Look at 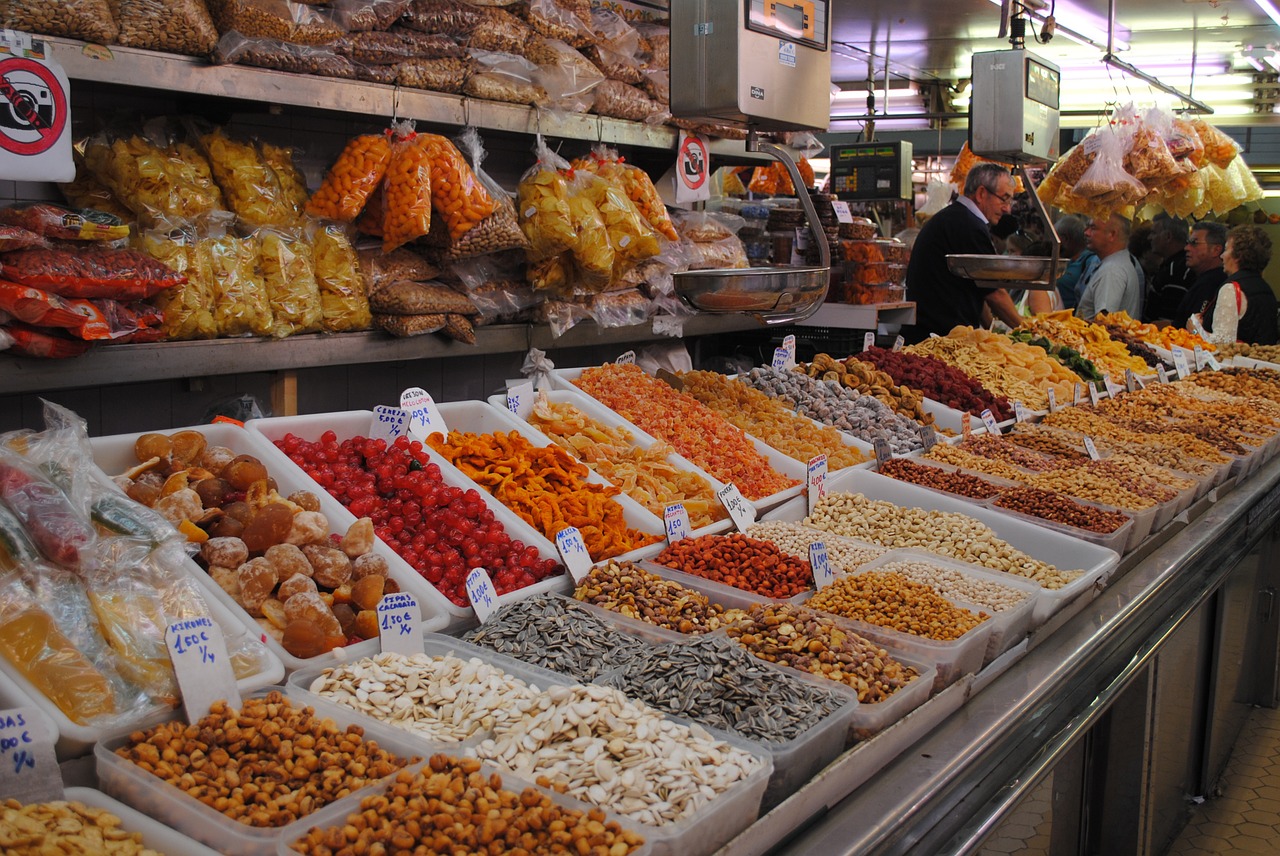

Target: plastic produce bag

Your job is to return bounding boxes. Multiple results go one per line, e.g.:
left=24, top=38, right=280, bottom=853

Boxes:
left=207, top=0, right=343, bottom=44
left=212, top=32, right=357, bottom=77
left=1191, top=119, right=1239, bottom=169
left=571, top=144, right=677, bottom=241
left=111, top=0, right=218, bottom=55
left=589, top=288, right=649, bottom=328
left=419, top=132, right=497, bottom=242
left=522, top=0, right=594, bottom=47
left=577, top=169, right=660, bottom=279
left=0, top=282, right=88, bottom=330
left=199, top=128, right=295, bottom=229
left=133, top=225, right=216, bottom=340
left=256, top=228, right=323, bottom=337
left=516, top=136, right=576, bottom=259
left=591, top=79, right=661, bottom=122
left=336, top=29, right=463, bottom=63
left=526, top=37, right=604, bottom=113
left=0, top=226, right=47, bottom=253
left=82, top=128, right=226, bottom=228
left=1123, top=108, right=1182, bottom=190
left=447, top=128, right=530, bottom=260
left=1167, top=117, right=1205, bottom=165
left=305, top=132, right=393, bottom=221
left=400, top=0, right=481, bottom=35
left=463, top=52, right=550, bottom=106
left=1072, top=125, right=1145, bottom=207
left=396, top=56, right=474, bottom=92
left=585, top=7, right=644, bottom=83
left=563, top=177, right=614, bottom=291
left=0, top=204, right=129, bottom=242
left=374, top=312, right=446, bottom=336
left=58, top=157, right=136, bottom=224
left=1, top=0, right=119, bottom=44
left=357, top=244, right=439, bottom=293
left=312, top=222, right=373, bottom=331
left=259, top=141, right=309, bottom=224
left=2, top=247, right=187, bottom=300
left=203, top=230, right=273, bottom=336
left=382, top=126, right=434, bottom=252
left=527, top=252, right=572, bottom=293
left=328, top=0, right=411, bottom=31
left=468, top=6, right=534, bottom=54
left=1, top=323, right=92, bottom=358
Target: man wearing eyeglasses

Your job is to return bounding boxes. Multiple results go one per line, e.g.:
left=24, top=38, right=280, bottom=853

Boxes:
left=1076, top=214, right=1142, bottom=321
left=902, top=163, right=1024, bottom=343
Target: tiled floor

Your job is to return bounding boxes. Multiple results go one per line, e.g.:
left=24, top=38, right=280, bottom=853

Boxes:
left=1165, top=703, right=1280, bottom=855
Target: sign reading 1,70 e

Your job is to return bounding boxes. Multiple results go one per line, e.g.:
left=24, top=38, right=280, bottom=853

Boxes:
left=0, top=34, right=74, bottom=181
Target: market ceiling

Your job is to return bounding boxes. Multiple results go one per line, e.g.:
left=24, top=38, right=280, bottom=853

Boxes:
left=824, top=0, right=1280, bottom=128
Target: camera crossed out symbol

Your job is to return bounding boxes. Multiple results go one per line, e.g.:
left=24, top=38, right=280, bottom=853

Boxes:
left=0, top=56, right=66, bottom=156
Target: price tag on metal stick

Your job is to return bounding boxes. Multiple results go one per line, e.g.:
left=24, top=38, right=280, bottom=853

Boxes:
left=615, top=350, right=636, bottom=365
left=506, top=380, right=535, bottom=419
left=863, top=332, right=875, bottom=352
left=166, top=618, right=238, bottom=724
left=873, top=437, right=893, bottom=465
left=555, top=526, right=593, bottom=582
left=401, top=387, right=447, bottom=443
left=771, top=347, right=789, bottom=370
left=1125, top=369, right=1138, bottom=393
left=716, top=483, right=755, bottom=531
left=979, top=408, right=1001, bottom=435
left=1172, top=346, right=1191, bottom=379
left=1084, top=437, right=1101, bottom=460
left=1047, top=388, right=1057, bottom=413
left=664, top=502, right=691, bottom=543
left=810, top=542, right=836, bottom=589
left=1193, top=345, right=1207, bottom=371
left=0, top=707, right=61, bottom=803
left=1074, top=383, right=1084, bottom=405
left=370, top=405, right=407, bottom=442
left=893, top=335, right=904, bottom=351
left=1205, top=350, right=1222, bottom=370
left=377, top=592, right=422, bottom=656
left=466, top=568, right=498, bottom=623
left=807, top=454, right=827, bottom=513
left=1104, top=374, right=1123, bottom=399
left=919, top=424, right=938, bottom=451
left=1013, top=401, right=1028, bottom=423
left=1088, top=382, right=1101, bottom=406
left=781, top=334, right=797, bottom=367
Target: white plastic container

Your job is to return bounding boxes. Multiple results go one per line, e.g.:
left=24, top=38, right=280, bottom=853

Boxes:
left=485, top=389, right=734, bottom=540
left=433, top=400, right=667, bottom=563
left=65, top=787, right=224, bottom=856
left=984, top=490, right=1136, bottom=557
left=552, top=366, right=807, bottom=512
left=922, top=398, right=1017, bottom=434
left=94, top=688, right=429, bottom=856
left=89, top=423, right=450, bottom=672
left=872, top=457, right=1010, bottom=507
left=772, top=468, right=1118, bottom=627
left=246, top=410, right=568, bottom=632
left=0, top=666, right=60, bottom=754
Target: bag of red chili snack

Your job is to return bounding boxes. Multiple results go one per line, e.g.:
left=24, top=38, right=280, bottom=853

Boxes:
left=2, top=321, right=93, bottom=358
left=0, top=225, right=48, bottom=252
left=0, top=281, right=87, bottom=328
left=104, top=301, right=165, bottom=344
left=0, top=204, right=131, bottom=241
left=0, top=247, right=186, bottom=299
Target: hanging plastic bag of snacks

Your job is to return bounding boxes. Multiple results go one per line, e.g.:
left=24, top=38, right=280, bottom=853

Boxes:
left=381, top=124, right=434, bottom=252
left=312, top=223, right=373, bottom=331
left=571, top=145, right=678, bottom=241
left=563, top=177, right=614, bottom=291
left=446, top=128, right=530, bottom=260
left=200, top=230, right=273, bottom=337
left=133, top=224, right=217, bottom=340
left=1191, top=119, right=1239, bottom=169
left=419, top=132, right=496, bottom=243
left=256, top=228, right=323, bottom=337
left=81, top=128, right=226, bottom=228
left=305, top=132, right=394, bottom=221
left=516, top=136, right=576, bottom=260
left=199, top=128, right=294, bottom=229
left=576, top=169, right=660, bottom=279
left=258, top=141, right=309, bottom=225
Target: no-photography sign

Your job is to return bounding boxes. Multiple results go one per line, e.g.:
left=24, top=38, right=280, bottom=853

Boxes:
left=0, top=33, right=73, bottom=181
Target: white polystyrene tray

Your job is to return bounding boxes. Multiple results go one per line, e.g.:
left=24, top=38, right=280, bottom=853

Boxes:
left=1225, top=354, right=1280, bottom=371
left=983, top=489, right=1135, bottom=557
left=435, top=400, right=667, bottom=564
left=922, top=398, right=1017, bottom=434
left=66, top=787, right=223, bottom=856
left=89, top=423, right=451, bottom=673
left=553, top=366, right=807, bottom=512
left=246, top=411, right=569, bottom=631
left=485, top=389, right=733, bottom=540
left=872, top=456, right=1011, bottom=507
left=768, top=468, right=1118, bottom=627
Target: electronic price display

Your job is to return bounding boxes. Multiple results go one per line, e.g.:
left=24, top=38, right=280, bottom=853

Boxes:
left=828, top=140, right=913, bottom=201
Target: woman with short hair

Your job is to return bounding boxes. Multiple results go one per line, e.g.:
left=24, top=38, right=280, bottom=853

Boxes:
left=1190, top=224, right=1279, bottom=345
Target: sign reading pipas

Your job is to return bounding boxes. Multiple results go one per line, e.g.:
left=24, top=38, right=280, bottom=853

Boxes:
left=0, top=31, right=73, bottom=182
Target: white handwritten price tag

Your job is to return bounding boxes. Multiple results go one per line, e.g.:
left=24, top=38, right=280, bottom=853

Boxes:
left=370, top=405, right=407, bottom=442
left=771, top=347, right=790, bottom=370
left=1206, top=350, right=1222, bottom=370
left=831, top=200, right=854, bottom=223
left=1157, top=364, right=1170, bottom=384
left=506, top=380, right=535, bottom=419
left=893, top=335, right=904, bottom=351
left=716, top=483, right=755, bottom=531
left=1088, top=382, right=1101, bottom=406
left=979, top=408, right=1001, bottom=435
left=1084, top=437, right=1101, bottom=460
left=466, top=568, right=499, bottom=623
left=664, top=503, right=691, bottom=543
left=1047, top=388, right=1057, bottom=413
left=863, top=332, right=875, bottom=352
left=807, top=454, right=827, bottom=513
left=919, top=424, right=938, bottom=451
left=376, top=592, right=422, bottom=656
left=555, top=526, right=593, bottom=582
left=873, top=437, right=893, bottom=465
left=1125, top=369, right=1138, bottom=393
left=401, top=387, right=447, bottom=443
left=1104, top=374, right=1123, bottom=398
left=810, top=542, right=836, bottom=589
left=1074, top=383, right=1084, bottom=405
left=0, top=707, right=60, bottom=803
left=782, top=334, right=797, bottom=367
left=1193, top=345, right=1207, bottom=371
left=615, top=350, right=636, bottom=365
left=166, top=618, right=238, bottom=724
left=961, top=413, right=972, bottom=436
left=1172, top=346, right=1191, bottom=378
left=1013, top=401, right=1028, bottom=423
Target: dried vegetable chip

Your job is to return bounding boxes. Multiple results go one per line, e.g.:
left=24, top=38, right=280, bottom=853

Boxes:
left=312, top=224, right=372, bottom=331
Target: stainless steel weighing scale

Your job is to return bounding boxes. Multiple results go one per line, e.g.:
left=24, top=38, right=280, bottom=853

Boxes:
left=669, top=0, right=834, bottom=325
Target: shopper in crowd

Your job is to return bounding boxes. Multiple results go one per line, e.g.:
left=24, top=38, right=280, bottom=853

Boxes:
left=1189, top=224, right=1279, bottom=346
left=1143, top=215, right=1196, bottom=323
left=1076, top=214, right=1142, bottom=321
left=988, top=212, right=1020, bottom=255
left=1053, top=214, right=1097, bottom=310
left=1010, top=240, right=1061, bottom=316
left=901, top=162, right=1024, bottom=343
left=1173, top=221, right=1229, bottom=329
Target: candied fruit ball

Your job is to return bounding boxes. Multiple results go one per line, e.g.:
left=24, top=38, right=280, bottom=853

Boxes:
left=351, top=553, right=388, bottom=580
left=208, top=565, right=240, bottom=600
left=208, top=515, right=245, bottom=539
left=350, top=575, right=386, bottom=612
left=261, top=597, right=288, bottom=630
left=170, top=430, right=208, bottom=464
left=195, top=477, right=232, bottom=509
left=224, top=455, right=269, bottom=491
left=302, top=544, right=352, bottom=588
left=278, top=572, right=318, bottom=602
left=241, top=502, right=295, bottom=552
left=237, top=557, right=279, bottom=613
left=284, top=510, right=330, bottom=546
left=340, top=517, right=374, bottom=558
left=331, top=603, right=358, bottom=638
left=223, top=501, right=253, bottom=524
left=354, top=609, right=380, bottom=639
left=283, top=591, right=343, bottom=638
left=134, top=432, right=172, bottom=462
left=154, top=488, right=203, bottom=528
left=202, top=536, right=249, bottom=569
left=125, top=479, right=162, bottom=507
left=287, top=490, right=322, bottom=512
left=160, top=471, right=192, bottom=497
left=281, top=619, right=343, bottom=659
left=264, top=543, right=313, bottom=579
left=199, top=445, right=237, bottom=474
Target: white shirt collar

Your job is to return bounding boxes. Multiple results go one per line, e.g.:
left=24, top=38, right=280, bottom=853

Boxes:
left=957, top=194, right=987, bottom=225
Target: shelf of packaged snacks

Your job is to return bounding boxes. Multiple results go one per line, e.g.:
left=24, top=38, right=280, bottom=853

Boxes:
left=49, top=36, right=774, bottom=163
left=0, top=314, right=762, bottom=395
left=794, top=301, right=917, bottom=330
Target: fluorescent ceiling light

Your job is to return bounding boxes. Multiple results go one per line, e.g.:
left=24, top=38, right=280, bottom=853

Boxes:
left=1252, top=0, right=1280, bottom=30
left=1246, top=55, right=1267, bottom=71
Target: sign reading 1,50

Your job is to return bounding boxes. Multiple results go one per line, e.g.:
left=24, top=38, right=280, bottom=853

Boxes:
left=380, top=609, right=413, bottom=636
left=171, top=629, right=215, bottom=663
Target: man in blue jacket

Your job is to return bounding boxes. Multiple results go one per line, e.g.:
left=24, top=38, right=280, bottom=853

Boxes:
left=902, top=163, right=1024, bottom=343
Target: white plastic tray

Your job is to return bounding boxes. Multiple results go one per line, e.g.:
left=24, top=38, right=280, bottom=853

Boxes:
left=553, top=366, right=807, bottom=512
left=486, top=389, right=733, bottom=540
left=89, top=423, right=451, bottom=673
left=922, top=398, right=1018, bottom=434
left=246, top=410, right=568, bottom=631
left=66, top=787, right=224, bottom=856
left=768, top=468, right=1118, bottom=627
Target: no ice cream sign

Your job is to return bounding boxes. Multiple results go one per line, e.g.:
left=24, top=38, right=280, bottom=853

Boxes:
left=0, top=31, right=73, bottom=181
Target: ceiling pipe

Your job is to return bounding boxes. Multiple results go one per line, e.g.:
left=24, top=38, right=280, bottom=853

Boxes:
left=1103, top=0, right=1213, bottom=112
